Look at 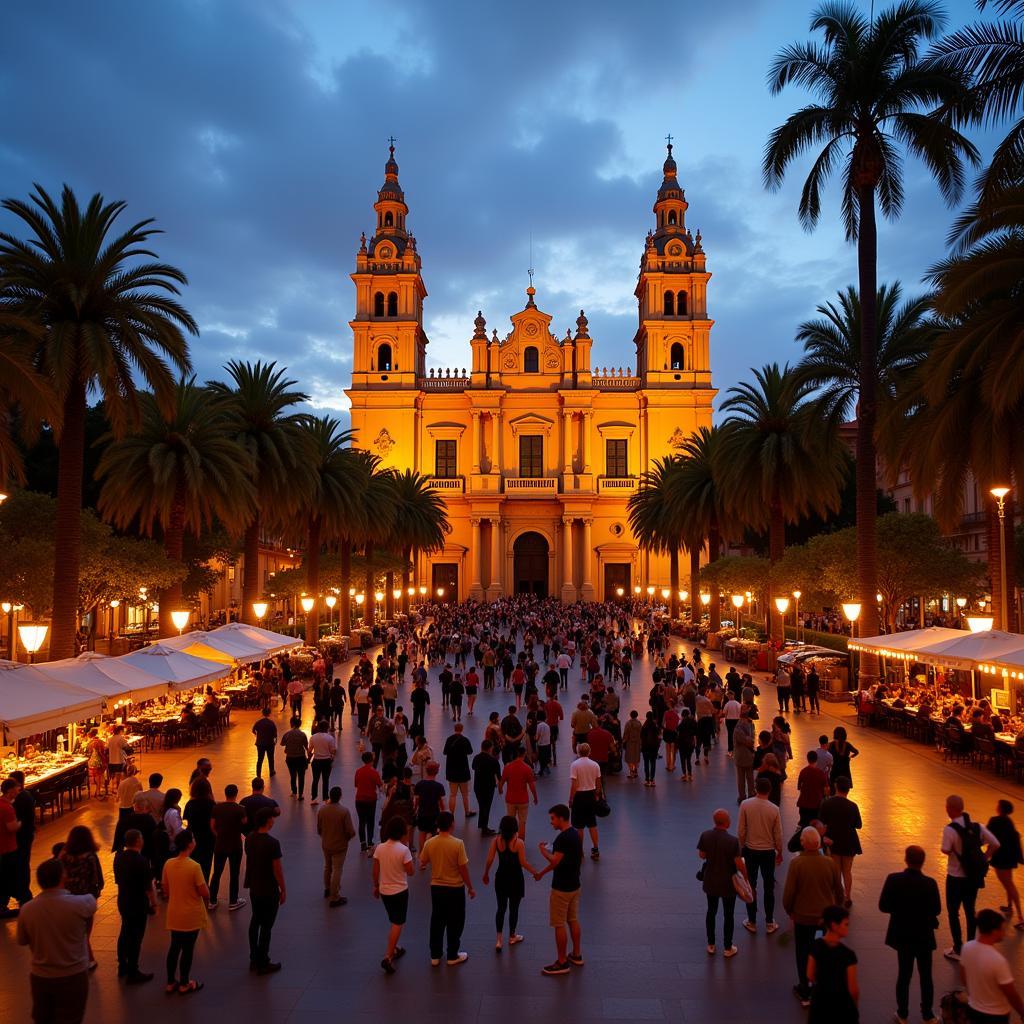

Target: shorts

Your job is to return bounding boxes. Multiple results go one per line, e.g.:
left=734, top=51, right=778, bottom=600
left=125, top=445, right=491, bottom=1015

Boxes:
left=571, top=791, right=597, bottom=829
left=549, top=887, right=580, bottom=927
left=381, top=889, right=409, bottom=925
left=662, top=730, right=677, bottom=744
left=416, top=815, right=438, bottom=834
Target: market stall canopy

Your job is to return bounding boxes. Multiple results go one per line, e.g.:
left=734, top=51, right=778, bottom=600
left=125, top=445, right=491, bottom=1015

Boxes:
left=119, top=644, right=229, bottom=693
left=848, top=627, right=967, bottom=661
left=58, top=652, right=170, bottom=703
left=159, top=629, right=271, bottom=666
left=158, top=631, right=240, bottom=666
left=208, top=622, right=302, bottom=657
left=925, top=630, right=1024, bottom=672
left=0, top=660, right=105, bottom=742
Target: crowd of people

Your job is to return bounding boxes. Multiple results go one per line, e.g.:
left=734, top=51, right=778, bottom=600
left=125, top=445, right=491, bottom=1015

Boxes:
left=4, top=594, right=1024, bottom=1024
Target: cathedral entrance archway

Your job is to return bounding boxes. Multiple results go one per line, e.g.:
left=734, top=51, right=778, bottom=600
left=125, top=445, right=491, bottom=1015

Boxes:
left=513, top=532, right=549, bottom=597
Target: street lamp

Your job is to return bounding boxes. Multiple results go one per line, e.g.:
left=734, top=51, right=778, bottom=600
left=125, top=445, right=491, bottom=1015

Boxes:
left=170, top=610, right=190, bottom=636
left=661, top=588, right=670, bottom=601
left=418, top=585, right=427, bottom=598
left=324, top=594, right=337, bottom=633
left=731, top=594, right=744, bottom=639
left=991, top=486, right=1011, bottom=631
left=792, top=590, right=802, bottom=643
left=842, top=602, right=861, bottom=686
left=956, top=596, right=967, bottom=628
left=633, top=585, right=642, bottom=596
left=436, top=587, right=445, bottom=600
left=18, top=622, right=48, bottom=664
left=616, top=586, right=624, bottom=598
left=252, top=601, right=268, bottom=625
left=355, top=593, right=365, bottom=623
left=699, top=592, right=710, bottom=607
left=967, top=615, right=994, bottom=633
left=301, top=596, right=315, bottom=614
left=646, top=585, right=655, bottom=599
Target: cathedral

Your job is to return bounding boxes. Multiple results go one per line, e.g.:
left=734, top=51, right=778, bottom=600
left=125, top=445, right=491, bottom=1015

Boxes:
left=346, top=142, right=715, bottom=603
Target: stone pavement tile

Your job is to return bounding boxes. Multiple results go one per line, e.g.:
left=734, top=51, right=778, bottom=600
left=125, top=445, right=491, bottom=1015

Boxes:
left=601, top=996, right=666, bottom=1019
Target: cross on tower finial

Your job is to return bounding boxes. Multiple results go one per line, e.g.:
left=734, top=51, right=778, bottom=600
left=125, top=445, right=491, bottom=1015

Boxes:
left=388, top=135, right=397, bottom=149
left=665, top=132, right=673, bottom=150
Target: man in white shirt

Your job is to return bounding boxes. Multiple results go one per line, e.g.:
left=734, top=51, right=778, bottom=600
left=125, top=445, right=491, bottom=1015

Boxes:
left=569, top=743, right=603, bottom=861
left=308, top=726, right=338, bottom=806
left=556, top=652, right=571, bottom=690
left=961, top=908, right=1024, bottom=1022
left=941, top=794, right=1000, bottom=961
left=722, top=697, right=742, bottom=756
left=738, top=777, right=783, bottom=934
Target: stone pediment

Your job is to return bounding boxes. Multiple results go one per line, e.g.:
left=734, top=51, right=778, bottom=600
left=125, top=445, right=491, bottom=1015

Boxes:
left=507, top=412, right=555, bottom=436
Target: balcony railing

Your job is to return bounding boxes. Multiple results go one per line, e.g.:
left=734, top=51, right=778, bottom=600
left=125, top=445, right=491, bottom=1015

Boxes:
left=592, top=367, right=640, bottom=390
left=505, top=477, right=559, bottom=496
left=427, top=476, right=465, bottom=494
left=598, top=476, right=638, bottom=494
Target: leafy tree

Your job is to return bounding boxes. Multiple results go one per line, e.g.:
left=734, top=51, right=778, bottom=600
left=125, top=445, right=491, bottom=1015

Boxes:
left=0, top=334, right=57, bottom=487
left=764, top=1, right=978, bottom=646
left=0, top=185, right=196, bottom=658
left=386, top=469, right=450, bottom=617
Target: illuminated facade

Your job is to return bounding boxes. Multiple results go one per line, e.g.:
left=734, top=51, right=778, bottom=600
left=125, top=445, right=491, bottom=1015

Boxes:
left=346, top=143, right=716, bottom=602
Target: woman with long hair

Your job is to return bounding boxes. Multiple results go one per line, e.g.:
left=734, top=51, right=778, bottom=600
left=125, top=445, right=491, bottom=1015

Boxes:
left=828, top=727, right=859, bottom=789
left=988, top=799, right=1024, bottom=929
left=161, top=829, right=209, bottom=994
left=640, top=711, right=662, bottom=787
left=183, top=777, right=216, bottom=883
left=481, top=815, right=538, bottom=951
left=60, top=825, right=103, bottom=968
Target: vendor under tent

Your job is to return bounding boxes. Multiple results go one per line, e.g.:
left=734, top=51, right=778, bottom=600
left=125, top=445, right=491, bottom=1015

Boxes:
left=208, top=621, right=302, bottom=657
left=159, top=629, right=270, bottom=666
left=71, top=651, right=171, bottom=703
left=27, top=653, right=169, bottom=705
left=0, top=661, right=105, bottom=742
left=119, top=643, right=230, bottom=693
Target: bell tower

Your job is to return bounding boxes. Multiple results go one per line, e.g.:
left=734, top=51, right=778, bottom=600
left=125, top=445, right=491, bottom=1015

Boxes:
left=349, top=141, right=428, bottom=389
left=634, top=140, right=713, bottom=389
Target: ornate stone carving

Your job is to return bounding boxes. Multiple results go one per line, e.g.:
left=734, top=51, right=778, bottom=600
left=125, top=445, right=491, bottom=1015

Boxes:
left=544, top=350, right=560, bottom=370
left=668, top=427, right=685, bottom=448
left=373, top=427, right=395, bottom=457
left=502, top=353, right=517, bottom=370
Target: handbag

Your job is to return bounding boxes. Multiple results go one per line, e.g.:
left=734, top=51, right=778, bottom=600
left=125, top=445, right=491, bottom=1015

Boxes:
left=732, top=872, right=754, bottom=903
left=594, top=795, right=611, bottom=818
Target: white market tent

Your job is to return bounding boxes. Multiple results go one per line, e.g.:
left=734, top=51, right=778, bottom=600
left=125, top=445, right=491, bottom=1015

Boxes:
left=119, top=643, right=230, bottom=693
left=848, top=626, right=967, bottom=661
left=160, top=629, right=271, bottom=666
left=0, top=661, right=105, bottom=741
left=208, top=622, right=302, bottom=657
left=39, top=652, right=171, bottom=704
left=924, top=630, right=1024, bottom=672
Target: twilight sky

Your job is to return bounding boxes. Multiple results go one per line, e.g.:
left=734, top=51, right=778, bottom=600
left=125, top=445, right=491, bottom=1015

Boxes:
left=0, top=0, right=991, bottom=421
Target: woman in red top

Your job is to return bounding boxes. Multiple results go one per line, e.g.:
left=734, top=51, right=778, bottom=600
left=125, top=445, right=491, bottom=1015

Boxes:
left=354, top=751, right=383, bottom=853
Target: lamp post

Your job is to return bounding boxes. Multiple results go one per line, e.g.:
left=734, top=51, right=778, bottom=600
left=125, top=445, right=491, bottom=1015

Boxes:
left=775, top=596, right=790, bottom=641
left=252, top=601, right=268, bottom=624
left=2, top=601, right=11, bottom=660
left=731, top=594, right=744, bottom=640
left=375, top=591, right=385, bottom=623
left=355, top=592, right=365, bottom=623
left=325, top=594, right=337, bottom=633
left=699, top=592, right=710, bottom=622
left=616, top=586, right=624, bottom=600
left=956, top=596, right=967, bottom=629
left=792, top=591, right=801, bottom=643
left=18, top=622, right=48, bottom=664
left=170, top=610, right=190, bottom=636
left=841, top=602, right=861, bottom=688
left=991, top=486, right=1011, bottom=631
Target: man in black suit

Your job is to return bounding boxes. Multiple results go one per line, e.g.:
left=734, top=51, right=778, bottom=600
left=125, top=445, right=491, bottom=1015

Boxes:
left=878, top=844, right=942, bottom=1024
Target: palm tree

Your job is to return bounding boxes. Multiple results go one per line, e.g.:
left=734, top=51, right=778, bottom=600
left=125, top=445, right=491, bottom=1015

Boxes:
left=764, top=1, right=978, bottom=648
left=0, top=184, right=195, bottom=658
left=208, top=361, right=309, bottom=625
left=95, top=379, right=255, bottom=637
left=0, top=334, right=58, bottom=487
left=628, top=457, right=685, bottom=619
left=387, top=470, right=450, bottom=617
left=719, top=364, right=845, bottom=643
left=293, top=416, right=358, bottom=645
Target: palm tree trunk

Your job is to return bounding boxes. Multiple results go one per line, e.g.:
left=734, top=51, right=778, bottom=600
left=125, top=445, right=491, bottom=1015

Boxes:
left=768, top=497, right=785, bottom=644
left=385, top=571, right=395, bottom=620
left=669, top=548, right=679, bottom=619
left=158, top=489, right=187, bottom=638
left=855, top=183, right=880, bottom=681
left=339, top=539, right=351, bottom=635
left=242, top=515, right=261, bottom=625
left=401, top=545, right=412, bottom=615
left=689, top=547, right=700, bottom=625
left=50, top=381, right=88, bottom=661
left=708, top=524, right=721, bottom=632
left=305, top=515, right=321, bottom=646
left=364, top=542, right=375, bottom=626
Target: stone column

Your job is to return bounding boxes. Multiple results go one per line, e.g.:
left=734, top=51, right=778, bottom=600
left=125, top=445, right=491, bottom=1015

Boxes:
left=562, top=517, right=575, bottom=600
left=562, top=411, right=573, bottom=473
left=582, top=413, right=592, bottom=473
left=581, top=517, right=595, bottom=600
left=491, top=411, right=501, bottom=475
left=471, top=411, right=481, bottom=474
left=470, top=518, right=483, bottom=597
left=488, top=518, right=502, bottom=598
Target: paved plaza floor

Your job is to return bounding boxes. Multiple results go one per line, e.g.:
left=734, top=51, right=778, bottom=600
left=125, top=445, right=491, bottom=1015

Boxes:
left=4, top=636, right=1024, bottom=1022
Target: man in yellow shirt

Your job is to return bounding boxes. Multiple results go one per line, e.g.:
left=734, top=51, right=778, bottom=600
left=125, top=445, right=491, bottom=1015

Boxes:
left=419, top=811, right=475, bottom=966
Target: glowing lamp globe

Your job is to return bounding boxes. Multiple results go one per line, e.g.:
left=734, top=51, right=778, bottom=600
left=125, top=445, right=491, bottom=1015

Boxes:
left=18, top=622, right=48, bottom=655
left=615, top=587, right=624, bottom=597
left=646, top=585, right=655, bottom=596
left=392, top=589, right=402, bottom=600
left=324, top=595, right=337, bottom=610
left=252, top=601, right=269, bottom=620
left=774, top=597, right=790, bottom=615
left=374, top=591, right=384, bottom=603
left=699, top=593, right=710, bottom=607
left=355, top=593, right=365, bottom=606
left=170, top=610, right=190, bottom=633
left=841, top=602, right=862, bottom=623
left=730, top=594, right=744, bottom=610
left=967, top=616, right=994, bottom=633
left=300, top=596, right=315, bottom=613
left=661, top=588, right=670, bottom=600
left=418, top=586, right=427, bottom=596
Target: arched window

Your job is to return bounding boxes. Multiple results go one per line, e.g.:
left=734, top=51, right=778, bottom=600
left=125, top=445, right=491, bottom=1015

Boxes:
left=663, top=291, right=675, bottom=316
left=384, top=211, right=393, bottom=227
left=677, top=290, right=688, bottom=315
left=373, top=292, right=385, bottom=317
left=670, top=343, right=685, bottom=371
left=523, top=346, right=539, bottom=373
left=668, top=211, right=677, bottom=225
left=377, top=343, right=392, bottom=371
left=387, top=292, right=398, bottom=317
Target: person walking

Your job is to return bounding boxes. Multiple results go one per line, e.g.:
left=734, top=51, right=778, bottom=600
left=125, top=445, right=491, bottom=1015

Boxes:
left=806, top=904, right=859, bottom=1023
left=827, top=727, right=859, bottom=788
left=183, top=777, right=216, bottom=884
left=308, top=719, right=337, bottom=806
left=796, top=751, right=830, bottom=827
left=733, top=708, right=756, bottom=804
left=878, top=844, right=942, bottom=1024
left=161, top=829, right=209, bottom=994
left=819, top=777, right=862, bottom=907
left=280, top=716, right=309, bottom=801
left=941, top=793, right=1000, bottom=962
left=58, top=827, right=103, bottom=970
left=987, top=799, right=1024, bottom=930
left=482, top=814, right=538, bottom=951
left=443, top=722, right=475, bottom=821
left=569, top=742, right=603, bottom=861
left=354, top=751, right=384, bottom=853
left=250, top=708, right=276, bottom=778
left=317, top=786, right=356, bottom=907
left=0, top=777, right=23, bottom=917
left=500, top=747, right=538, bottom=843
left=16, top=858, right=97, bottom=1024
left=738, top=777, right=783, bottom=935
left=208, top=784, right=246, bottom=912
left=782, top=826, right=844, bottom=1008
left=419, top=810, right=474, bottom=967
left=960, top=908, right=1024, bottom=1023
left=472, top=740, right=502, bottom=837
left=244, top=808, right=285, bottom=975
left=373, top=816, right=415, bottom=974
left=622, top=710, right=642, bottom=780
left=534, top=803, right=584, bottom=976
left=722, top=695, right=741, bottom=755
left=113, top=828, right=157, bottom=984
left=697, top=808, right=748, bottom=958
left=639, top=711, right=662, bottom=787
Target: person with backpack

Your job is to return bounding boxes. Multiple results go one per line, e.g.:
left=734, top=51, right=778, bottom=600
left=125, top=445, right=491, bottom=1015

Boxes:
left=941, top=794, right=1000, bottom=962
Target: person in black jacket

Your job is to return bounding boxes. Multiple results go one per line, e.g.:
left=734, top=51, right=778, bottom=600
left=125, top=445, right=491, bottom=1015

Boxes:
left=113, top=829, right=157, bottom=983
left=819, top=777, right=862, bottom=907
left=878, top=845, right=941, bottom=1024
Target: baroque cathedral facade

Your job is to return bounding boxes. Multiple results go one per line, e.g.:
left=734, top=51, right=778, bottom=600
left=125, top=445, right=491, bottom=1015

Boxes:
left=346, top=143, right=715, bottom=603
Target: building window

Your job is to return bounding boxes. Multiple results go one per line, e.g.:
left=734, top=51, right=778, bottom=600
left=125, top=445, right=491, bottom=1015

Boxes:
left=376, top=343, right=392, bottom=371
left=387, top=291, right=398, bottom=317
left=384, top=211, right=393, bottom=227
left=435, top=439, right=457, bottom=478
left=903, top=498, right=911, bottom=513
left=606, top=438, right=628, bottom=478
left=519, top=435, right=543, bottom=477
left=670, top=343, right=685, bottom=370
left=523, top=346, right=539, bottom=373
left=677, top=290, right=688, bottom=314
left=373, top=292, right=385, bottom=317
left=668, top=211, right=677, bottom=225
left=663, top=291, right=675, bottom=316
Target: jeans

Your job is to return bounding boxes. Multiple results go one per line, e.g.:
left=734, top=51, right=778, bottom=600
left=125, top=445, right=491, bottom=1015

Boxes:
left=248, top=894, right=280, bottom=966
left=166, top=929, right=198, bottom=985
left=429, top=885, right=467, bottom=960
left=725, top=719, right=737, bottom=752
left=412, top=707, right=426, bottom=732
left=30, top=971, right=89, bottom=1024
left=743, top=847, right=776, bottom=923
left=642, top=750, right=658, bottom=782
left=117, top=910, right=147, bottom=975
left=794, top=922, right=820, bottom=994
left=310, top=759, right=333, bottom=802
left=210, top=847, right=242, bottom=904
left=705, top=892, right=736, bottom=947
left=896, top=945, right=935, bottom=1021
left=778, top=688, right=791, bottom=712
left=807, top=690, right=820, bottom=713
left=475, top=786, right=495, bottom=831
left=947, top=875, right=979, bottom=952
left=356, top=800, right=377, bottom=846
left=323, top=848, right=348, bottom=900
left=286, top=755, right=307, bottom=797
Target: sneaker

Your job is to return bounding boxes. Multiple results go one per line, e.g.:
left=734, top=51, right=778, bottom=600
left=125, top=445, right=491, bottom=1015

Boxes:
left=590, top=847, right=600, bottom=861
left=793, top=985, right=811, bottom=1008
left=707, top=944, right=716, bottom=955
left=126, top=971, right=154, bottom=985
left=765, top=921, right=779, bottom=934
left=207, top=899, right=218, bottom=911
left=723, top=946, right=739, bottom=958
left=509, top=934, right=524, bottom=945
left=943, top=947, right=961, bottom=961
left=892, top=1016, right=909, bottom=1024
left=542, top=960, right=571, bottom=975
left=446, top=952, right=469, bottom=966
left=392, top=946, right=406, bottom=960
left=229, top=899, right=247, bottom=911
left=329, top=897, right=348, bottom=907
left=567, top=952, right=583, bottom=966
left=742, top=920, right=756, bottom=934
left=430, top=959, right=441, bottom=967
left=381, top=957, right=396, bottom=975
left=256, top=962, right=282, bottom=975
